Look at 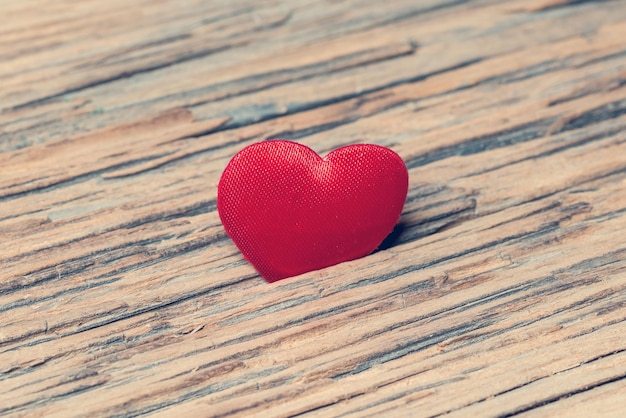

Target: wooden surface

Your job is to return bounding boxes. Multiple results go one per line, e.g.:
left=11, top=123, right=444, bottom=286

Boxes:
left=1, top=0, right=626, bottom=416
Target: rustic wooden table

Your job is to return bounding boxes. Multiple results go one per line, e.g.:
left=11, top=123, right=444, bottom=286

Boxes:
left=2, top=0, right=626, bottom=416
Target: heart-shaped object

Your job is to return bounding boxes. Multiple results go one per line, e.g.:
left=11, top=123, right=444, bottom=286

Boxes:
left=217, top=140, right=408, bottom=282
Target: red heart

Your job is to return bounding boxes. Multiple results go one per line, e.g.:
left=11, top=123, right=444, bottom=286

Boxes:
left=217, top=140, right=408, bottom=282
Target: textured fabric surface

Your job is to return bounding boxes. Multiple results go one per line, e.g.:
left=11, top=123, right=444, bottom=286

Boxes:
left=217, top=140, right=409, bottom=282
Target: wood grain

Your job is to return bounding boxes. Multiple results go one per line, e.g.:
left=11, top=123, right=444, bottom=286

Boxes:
left=1, top=0, right=626, bottom=416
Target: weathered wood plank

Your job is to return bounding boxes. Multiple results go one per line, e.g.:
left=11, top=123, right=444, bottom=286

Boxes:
left=1, top=0, right=625, bottom=416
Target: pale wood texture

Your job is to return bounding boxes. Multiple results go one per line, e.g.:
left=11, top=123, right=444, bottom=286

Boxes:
left=1, top=0, right=626, bottom=416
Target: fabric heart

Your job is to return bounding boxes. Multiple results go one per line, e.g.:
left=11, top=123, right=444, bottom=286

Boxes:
left=217, top=140, right=408, bottom=282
